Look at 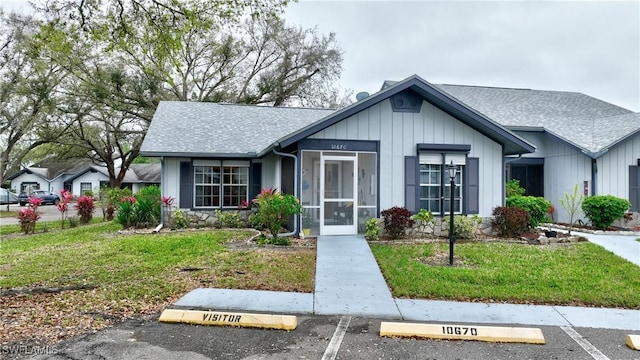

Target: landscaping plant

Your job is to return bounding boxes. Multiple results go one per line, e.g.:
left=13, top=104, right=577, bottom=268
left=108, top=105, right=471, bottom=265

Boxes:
left=505, top=179, right=526, bottom=197
left=75, top=195, right=95, bottom=224
left=559, top=184, right=584, bottom=235
left=412, top=208, right=435, bottom=236
left=506, top=195, right=552, bottom=228
left=251, top=188, right=302, bottom=240
left=17, top=196, right=42, bottom=234
left=581, top=195, right=630, bottom=230
left=443, top=214, right=481, bottom=239
left=56, top=189, right=73, bottom=229
left=364, top=218, right=381, bottom=241
left=491, top=206, right=529, bottom=237
left=380, top=206, right=415, bottom=239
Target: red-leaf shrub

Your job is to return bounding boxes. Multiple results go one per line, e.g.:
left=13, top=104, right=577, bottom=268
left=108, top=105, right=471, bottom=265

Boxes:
left=492, top=206, right=529, bottom=237
left=18, top=207, right=40, bottom=234
left=381, top=206, right=415, bottom=239
left=75, top=195, right=95, bottom=224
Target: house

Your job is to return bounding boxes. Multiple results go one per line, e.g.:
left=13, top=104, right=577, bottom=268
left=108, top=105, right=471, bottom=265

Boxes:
left=141, top=74, right=640, bottom=233
left=140, top=75, right=536, bottom=235
left=8, top=159, right=161, bottom=197
left=431, top=84, right=640, bottom=221
left=64, top=163, right=161, bottom=195
left=7, top=158, right=95, bottom=195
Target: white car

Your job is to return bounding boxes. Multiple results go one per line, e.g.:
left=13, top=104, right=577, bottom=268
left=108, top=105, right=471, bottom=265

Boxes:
left=0, top=188, right=19, bottom=204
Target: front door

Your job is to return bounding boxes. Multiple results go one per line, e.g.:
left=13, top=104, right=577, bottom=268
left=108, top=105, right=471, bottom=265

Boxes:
left=320, top=155, right=357, bottom=235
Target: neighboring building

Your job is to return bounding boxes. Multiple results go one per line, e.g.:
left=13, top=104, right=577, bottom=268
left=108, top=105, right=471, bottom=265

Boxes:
left=7, top=158, right=95, bottom=195
left=8, top=159, right=160, bottom=197
left=141, top=74, right=640, bottom=233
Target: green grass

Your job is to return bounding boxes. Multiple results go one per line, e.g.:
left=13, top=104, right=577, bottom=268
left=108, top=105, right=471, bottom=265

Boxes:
left=0, top=217, right=103, bottom=236
left=1, top=223, right=315, bottom=298
left=371, top=242, right=640, bottom=309
left=1, top=222, right=315, bottom=345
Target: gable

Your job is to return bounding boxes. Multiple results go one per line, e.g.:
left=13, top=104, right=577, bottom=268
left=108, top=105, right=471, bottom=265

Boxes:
left=278, top=75, right=535, bottom=155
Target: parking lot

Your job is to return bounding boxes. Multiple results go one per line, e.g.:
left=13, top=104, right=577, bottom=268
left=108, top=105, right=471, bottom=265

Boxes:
left=7, top=315, right=636, bottom=360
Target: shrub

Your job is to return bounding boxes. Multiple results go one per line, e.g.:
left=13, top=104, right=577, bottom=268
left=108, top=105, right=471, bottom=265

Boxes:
left=492, top=206, right=529, bottom=237
left=100, top=186, right=133, bottom=221
left=56, top=189, right=73, bottom=229
left=381, top=207, right=415, bottom=240
left=75, top=195, right=95, bottom=224
left=136, top=186, right=161, bottom=223
left=506, top=195, right=552, bottom=228
left=251, top=188, right=302, bottom=239
left=443, top=215, right=481, bottom=239
left=115, top=197, right=136, bottom=229
left=582, top=195, right=630, bottom=230
left=18, top=207, right=40, bottom=234
left=413, top=208, right=435, bottom=235
left=173, top=209, right=190, bottom=229
left=506, top=179, right=526, bottom=197
left=364, top=218, right=381, bottom=241
left=214, top=210, right=242, bottom=228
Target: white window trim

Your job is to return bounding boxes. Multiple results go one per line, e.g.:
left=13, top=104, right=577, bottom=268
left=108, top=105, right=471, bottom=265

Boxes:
left=193, top=161, right=249, bottom=209
left=419, top=152, right=465, bottom=215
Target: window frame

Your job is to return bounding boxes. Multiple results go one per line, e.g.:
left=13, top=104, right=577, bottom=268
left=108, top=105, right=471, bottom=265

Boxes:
left=418, top=152, right=466, bottom=215
left=193, top=160, right=249, bottom=209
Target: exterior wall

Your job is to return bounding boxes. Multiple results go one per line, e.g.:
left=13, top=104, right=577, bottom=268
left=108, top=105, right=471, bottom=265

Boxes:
left=11, top=173, right=49, bottom=193
left=162, top=157, right=188, bottom=207
left=261, top=154, right=280, bottom=191
left=521, top=132, right=591, bottom=224
left=597, top=135, right=640, bottom=201
left=309, top=99, right=504, bottom=217
left=71, top=172, right=109, bottom=196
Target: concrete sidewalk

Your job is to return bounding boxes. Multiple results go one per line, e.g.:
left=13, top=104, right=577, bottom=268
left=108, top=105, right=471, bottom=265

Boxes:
left=172, top=234, right=640, bottom=331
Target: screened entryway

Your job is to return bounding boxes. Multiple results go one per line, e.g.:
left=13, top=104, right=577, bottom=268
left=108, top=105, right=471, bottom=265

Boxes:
left=300, top=150, right=377, bottom=235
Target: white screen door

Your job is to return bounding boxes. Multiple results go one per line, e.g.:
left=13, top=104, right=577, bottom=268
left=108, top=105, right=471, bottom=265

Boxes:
left=320, top=155, right=357, bottom=235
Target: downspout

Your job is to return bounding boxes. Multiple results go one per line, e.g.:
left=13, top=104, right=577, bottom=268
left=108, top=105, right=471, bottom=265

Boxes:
left=153, top=157, right=165, bottom=233
left=591, top=158, right=597, bottom=196
left=272, top=146, right=298, bottom=237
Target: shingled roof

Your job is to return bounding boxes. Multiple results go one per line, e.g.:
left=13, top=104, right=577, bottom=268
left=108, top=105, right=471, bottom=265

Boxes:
left=140, top=102, right=334, bottom=157
left=434, top=84, right=638, bottom=155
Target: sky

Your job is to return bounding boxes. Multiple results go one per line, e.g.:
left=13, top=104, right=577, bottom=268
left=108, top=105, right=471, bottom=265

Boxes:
left=3, top=0, right=639, bottom=111
left=283, top=0, right=640, bottom=111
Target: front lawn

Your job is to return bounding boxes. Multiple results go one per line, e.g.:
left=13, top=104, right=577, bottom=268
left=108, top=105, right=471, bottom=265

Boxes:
left=371, top=242, right=640, bottom=309
left=0, top=222, right=315, bottom=345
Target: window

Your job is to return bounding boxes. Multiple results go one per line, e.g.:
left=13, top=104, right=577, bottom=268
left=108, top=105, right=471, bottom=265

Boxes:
left=194, top=162, right=248, bottom=208
left=419, top=153, right=464, bottom=214
left=80, top=182, right=92, bottom=194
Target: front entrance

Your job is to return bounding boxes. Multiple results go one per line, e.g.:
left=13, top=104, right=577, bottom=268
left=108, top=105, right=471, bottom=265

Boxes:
left=321, top=155, right=357, bottom=235
left=300, top=148, right=377, bottom=236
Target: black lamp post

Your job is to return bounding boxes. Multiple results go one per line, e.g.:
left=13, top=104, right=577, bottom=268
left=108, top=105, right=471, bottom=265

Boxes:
left=446, top=160, right=457, bottom=266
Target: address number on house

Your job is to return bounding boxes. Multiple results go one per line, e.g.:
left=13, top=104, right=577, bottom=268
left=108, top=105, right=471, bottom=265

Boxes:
left=443, top=326, right=478, bottom=336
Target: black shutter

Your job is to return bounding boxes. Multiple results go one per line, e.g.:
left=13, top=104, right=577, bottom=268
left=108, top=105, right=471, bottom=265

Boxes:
left=179, top=161, right=193, bottom=209
left=466, top=157, right=479, bottom=214
left=404, top=156, right=418, bottom=213
left=249, top=162, right=262, bottom=200
left=630, top=166, right=639, bottom=212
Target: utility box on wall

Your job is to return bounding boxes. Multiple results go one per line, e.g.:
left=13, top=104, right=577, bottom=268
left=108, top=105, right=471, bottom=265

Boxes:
left=583, top=180, right=589, bottom=196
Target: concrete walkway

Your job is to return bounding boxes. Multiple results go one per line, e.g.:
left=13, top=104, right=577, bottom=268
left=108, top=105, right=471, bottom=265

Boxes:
left=173, top=233, right=640, bottom=331
left=314, top=235, right=400, bottom=318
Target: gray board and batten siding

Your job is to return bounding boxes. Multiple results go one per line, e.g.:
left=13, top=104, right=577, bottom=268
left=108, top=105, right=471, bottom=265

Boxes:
left=308, top=96, right=504, bottom=218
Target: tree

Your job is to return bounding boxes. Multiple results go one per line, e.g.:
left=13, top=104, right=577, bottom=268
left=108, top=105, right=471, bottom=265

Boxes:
left=33, top=0, right=347, bottom=187
left=0, top=11, right=66, bottom=185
